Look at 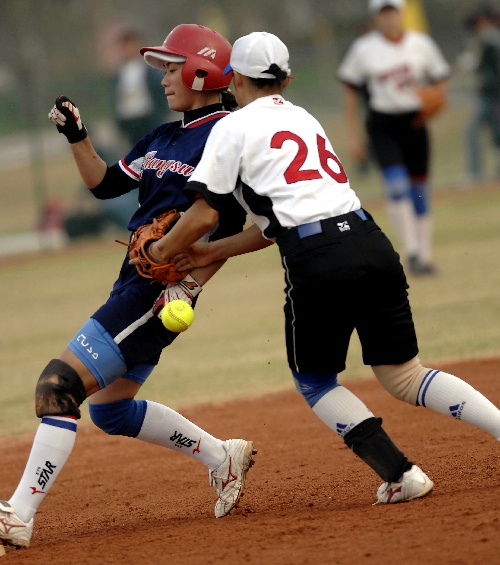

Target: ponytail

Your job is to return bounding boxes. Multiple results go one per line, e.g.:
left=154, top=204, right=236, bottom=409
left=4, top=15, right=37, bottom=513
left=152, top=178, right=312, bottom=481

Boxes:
left=250, top=63, right=291, bottom=89
left=221, top=89, right=238, bottom=111
left=267, top=63, right=289, bottom=83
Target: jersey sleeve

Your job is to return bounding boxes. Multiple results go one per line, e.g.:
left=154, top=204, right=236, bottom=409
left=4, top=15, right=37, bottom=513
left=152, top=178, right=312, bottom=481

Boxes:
left=420, top=35, right=451, bottom=82
left=209, top=195, right=247, bottom=240
left=184, top=180, right=237, bottom=214
left=184, top=116, right=244, bottom=213
left=118, top=122, right=180, bottom=180
left=183, top=117, right=247, bottom=241
left=91, top=163, right=138, bottom=200
left=337, top=39, right=366, bottom=87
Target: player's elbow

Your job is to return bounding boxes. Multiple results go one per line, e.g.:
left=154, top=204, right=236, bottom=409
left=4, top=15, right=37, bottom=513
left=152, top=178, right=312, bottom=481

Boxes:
left=192, top=197, right=219, bottom=230
left=204, top=206, right=219, bottom=230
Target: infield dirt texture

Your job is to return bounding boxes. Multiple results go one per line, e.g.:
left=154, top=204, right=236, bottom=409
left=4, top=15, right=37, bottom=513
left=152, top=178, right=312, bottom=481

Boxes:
left=0, top=185, right=498, bottom=564
left=0, top=357, right=498, bottom=564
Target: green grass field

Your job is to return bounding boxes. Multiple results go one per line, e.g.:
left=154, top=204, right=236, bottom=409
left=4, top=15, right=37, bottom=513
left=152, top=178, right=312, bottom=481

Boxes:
left=0, top=185, right=499, bottom=438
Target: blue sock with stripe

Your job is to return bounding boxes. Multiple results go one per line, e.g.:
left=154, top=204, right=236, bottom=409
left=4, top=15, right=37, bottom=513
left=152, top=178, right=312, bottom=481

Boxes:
left=8, top=416, right=77, bottom=523
left=417, top=370, right=500, bottom=439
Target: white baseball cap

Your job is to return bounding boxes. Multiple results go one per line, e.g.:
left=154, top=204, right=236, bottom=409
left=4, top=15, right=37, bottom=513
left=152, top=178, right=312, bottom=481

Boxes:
left=369, top=0, right=404, bottom=13
left=223, top=31, right=291, bottom=79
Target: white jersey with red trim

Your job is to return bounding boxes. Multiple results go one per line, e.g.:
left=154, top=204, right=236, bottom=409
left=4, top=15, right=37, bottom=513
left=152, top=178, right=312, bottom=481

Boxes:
left=187, top=95, right=361, bottom=239
left=337, top=30, right=450, bottom=113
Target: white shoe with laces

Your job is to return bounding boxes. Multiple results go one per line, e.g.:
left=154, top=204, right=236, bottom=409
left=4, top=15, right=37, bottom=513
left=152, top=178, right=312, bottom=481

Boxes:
left=374, top=465, right=434, bottom=505
left=209, top=439, right=256, bottom=518
left=0, top=500, right=34, bottom=549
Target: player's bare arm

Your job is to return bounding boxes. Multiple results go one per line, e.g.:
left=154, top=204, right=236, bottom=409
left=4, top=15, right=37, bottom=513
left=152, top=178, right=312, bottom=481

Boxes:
left=175, top=223, right=273, bottom=272
left=186, top=260, right=227, bottom=286
left=344, top=84, right=366, bottom=163
left=68, top=137, right=107, bottom=189
left=48, top=95, right=107, bottom=188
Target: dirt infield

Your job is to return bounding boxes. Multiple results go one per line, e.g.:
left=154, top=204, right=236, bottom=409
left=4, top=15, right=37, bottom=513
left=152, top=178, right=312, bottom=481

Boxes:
left=0, top=357, right=499, bottom=564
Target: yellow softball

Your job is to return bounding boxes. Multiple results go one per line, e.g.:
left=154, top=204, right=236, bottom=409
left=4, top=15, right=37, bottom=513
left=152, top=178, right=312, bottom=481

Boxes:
left=161, top=300, right=195, bottom=332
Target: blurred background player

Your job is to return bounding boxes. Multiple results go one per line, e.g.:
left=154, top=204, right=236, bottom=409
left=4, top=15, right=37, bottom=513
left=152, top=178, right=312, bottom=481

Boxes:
left=337, top=0, right=450, bottom=275
left=0, top=23, right=254, bottom=552
left=462, top=3, right=500, bottom=183
left=107, top=23, right=168, bottom=146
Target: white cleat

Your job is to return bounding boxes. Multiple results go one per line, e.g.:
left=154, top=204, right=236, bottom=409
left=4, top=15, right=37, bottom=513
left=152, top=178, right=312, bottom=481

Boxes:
left=209, top=439, right=256, bottom=518
left=0, top=500, right=34, bottom=549
left=374, top=465, right=434, bottom=505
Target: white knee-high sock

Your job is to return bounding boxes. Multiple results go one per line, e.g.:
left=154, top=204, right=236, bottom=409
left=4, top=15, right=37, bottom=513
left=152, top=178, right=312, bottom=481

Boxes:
left=386, top=199, right=420, bottom=259
left=9, top=416, right=77, bottom=523
left=418, top=370, right=500, bottom=439
left=312, top=386, right=375, bottom=438
left=416, top=214, right=433, bottom=264
left=136, top=401, right=226, bottom=469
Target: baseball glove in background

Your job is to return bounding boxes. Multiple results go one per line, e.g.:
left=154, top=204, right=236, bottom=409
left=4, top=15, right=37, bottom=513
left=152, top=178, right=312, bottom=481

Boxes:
left=413, top=86, right=447, bottom=128
left=124, top=210, right=186, bottom=284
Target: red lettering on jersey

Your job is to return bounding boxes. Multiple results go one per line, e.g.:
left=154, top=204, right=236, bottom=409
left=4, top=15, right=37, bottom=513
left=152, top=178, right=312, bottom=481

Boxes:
left=271, top=131, right=322, bottom=184
left=271, top=132, right=348, bottom=185
left=378, top=64, right=417, bottom=90
left=142, top=152, right=194, bottom=178
left=317, top=135, right=348, bottom=183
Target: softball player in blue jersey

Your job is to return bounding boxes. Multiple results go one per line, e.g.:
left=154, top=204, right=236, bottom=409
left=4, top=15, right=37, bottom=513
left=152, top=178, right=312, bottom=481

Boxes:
left=148, top=31, right=500, bottom=507
left=0, top=24, right=255, bottom=551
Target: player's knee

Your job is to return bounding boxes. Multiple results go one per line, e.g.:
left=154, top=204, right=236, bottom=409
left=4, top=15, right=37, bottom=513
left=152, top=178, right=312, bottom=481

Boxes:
left=383, top=164, right=410, bottom=200
left=410, top=182, right=429, bottom=215
left=372, top=357, right=428, bottom=406
left=89, top=398, right=147, bottom=437
left=293, top=370, right=339, bottom=408
left=35, top=359, right=87, bottom=419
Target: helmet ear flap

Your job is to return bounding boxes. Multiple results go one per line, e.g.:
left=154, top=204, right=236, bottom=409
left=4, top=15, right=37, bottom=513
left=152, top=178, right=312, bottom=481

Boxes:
left=181, top=61, right=208, bottom=91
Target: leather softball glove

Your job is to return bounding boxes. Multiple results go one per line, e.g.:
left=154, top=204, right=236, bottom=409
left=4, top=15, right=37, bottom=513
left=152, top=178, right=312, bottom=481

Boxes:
left=124, top=210, right=186, bottom=284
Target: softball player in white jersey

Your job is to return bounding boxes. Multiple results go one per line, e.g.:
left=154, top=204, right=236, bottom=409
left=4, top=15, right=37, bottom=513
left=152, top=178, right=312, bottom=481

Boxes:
left=338, top=0, right=450, bottom=275
left=146, top=30, right=500, bottom=506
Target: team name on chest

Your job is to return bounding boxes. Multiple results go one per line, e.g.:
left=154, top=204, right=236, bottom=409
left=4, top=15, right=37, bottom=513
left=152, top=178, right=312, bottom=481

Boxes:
left=142, top=151, right=195, bottom=179
left=378, top=63, right=416, bottom=89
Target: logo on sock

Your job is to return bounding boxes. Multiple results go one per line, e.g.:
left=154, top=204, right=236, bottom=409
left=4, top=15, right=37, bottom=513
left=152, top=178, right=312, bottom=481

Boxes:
left=449, top=401, right=466, bottom=420
left=170, top=431, right=197, bottom=449
left=336, top=422, right=356, bottom=437
left=30, top=487, right=45, bottom=495
left=192, top=439, right=201, bottom=454
left=35, top=460, right=57, bottom=490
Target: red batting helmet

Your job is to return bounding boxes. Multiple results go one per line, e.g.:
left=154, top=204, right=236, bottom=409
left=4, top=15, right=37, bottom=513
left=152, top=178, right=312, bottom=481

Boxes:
left=140, top=24, right=232, bottom=91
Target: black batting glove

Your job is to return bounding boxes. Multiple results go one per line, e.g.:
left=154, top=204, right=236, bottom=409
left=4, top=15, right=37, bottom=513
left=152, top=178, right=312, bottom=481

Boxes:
left=48, top=95, right=88, bottom=144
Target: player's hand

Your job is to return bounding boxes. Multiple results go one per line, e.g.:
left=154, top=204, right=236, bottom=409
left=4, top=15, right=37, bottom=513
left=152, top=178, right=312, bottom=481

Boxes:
left=152, top=274, right=202, bottom=318
left=48, top=95, right=88, bottom=144
left=174, top=242, right=215, bottom=272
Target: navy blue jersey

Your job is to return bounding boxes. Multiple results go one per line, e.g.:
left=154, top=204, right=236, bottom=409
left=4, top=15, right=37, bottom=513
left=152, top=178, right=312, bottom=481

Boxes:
left=103, top=105, right=247, bottom=295
left=120, top=109, right=231, bottom=231
left=90, top=105, right=247, bottom=362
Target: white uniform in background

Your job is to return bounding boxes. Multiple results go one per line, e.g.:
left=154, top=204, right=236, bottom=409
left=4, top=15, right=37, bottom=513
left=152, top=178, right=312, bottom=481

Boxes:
left=338, top=23, right=450, bottom=275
